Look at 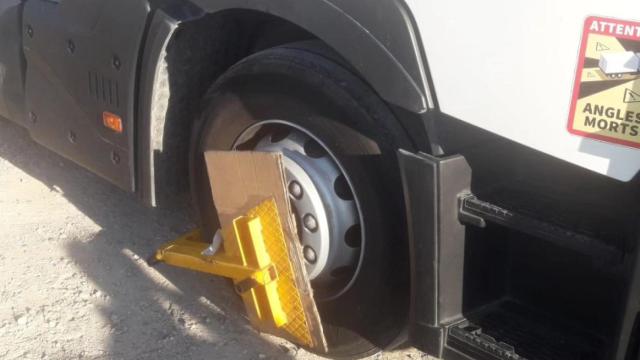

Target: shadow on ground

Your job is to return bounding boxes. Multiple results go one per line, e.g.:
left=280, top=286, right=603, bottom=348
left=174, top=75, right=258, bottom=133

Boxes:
left=0, top=118, right=297, bottom=359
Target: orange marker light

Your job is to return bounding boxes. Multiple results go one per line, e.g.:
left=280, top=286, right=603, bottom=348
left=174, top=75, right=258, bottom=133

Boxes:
left=102, top=112, right=123, bottom=133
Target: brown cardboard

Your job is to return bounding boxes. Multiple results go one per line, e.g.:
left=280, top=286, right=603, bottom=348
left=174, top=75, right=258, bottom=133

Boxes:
left=204, top=150, right=327, bottom=352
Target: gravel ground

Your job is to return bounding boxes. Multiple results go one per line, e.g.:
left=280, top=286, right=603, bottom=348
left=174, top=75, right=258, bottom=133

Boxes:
left=0, top=118, right=426, bottom=360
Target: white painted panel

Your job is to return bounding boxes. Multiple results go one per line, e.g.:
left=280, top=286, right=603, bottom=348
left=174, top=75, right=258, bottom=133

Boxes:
left=405, top=0, right=640, bottom=181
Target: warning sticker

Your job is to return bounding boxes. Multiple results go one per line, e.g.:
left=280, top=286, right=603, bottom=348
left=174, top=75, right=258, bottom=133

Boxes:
left=568, top=17, right=640, bottom=148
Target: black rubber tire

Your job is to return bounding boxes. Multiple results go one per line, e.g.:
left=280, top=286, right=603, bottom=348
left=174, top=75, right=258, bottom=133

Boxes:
left=190, top=44, right=412, bottom=359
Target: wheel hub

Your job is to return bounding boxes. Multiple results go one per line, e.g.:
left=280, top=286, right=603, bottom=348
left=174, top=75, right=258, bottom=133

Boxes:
left=234, top=123, right=362, bottom=295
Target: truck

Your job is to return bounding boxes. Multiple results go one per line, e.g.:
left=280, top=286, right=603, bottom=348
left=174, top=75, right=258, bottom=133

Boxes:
left=1, top=1, right=640, bottom=359
left=599, top=51, right=640, bottom=78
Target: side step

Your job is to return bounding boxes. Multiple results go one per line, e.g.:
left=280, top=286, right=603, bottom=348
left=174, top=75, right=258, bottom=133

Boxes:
left=444, top=301, right=605, bottom=360
left=458, top=194, right=624, bottom=267
left=397, top=151, right=618, bottom=359
left=448, top=324, right=523, bottom=360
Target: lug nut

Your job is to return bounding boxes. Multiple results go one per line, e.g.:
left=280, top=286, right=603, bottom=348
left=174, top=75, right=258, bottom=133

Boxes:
left=303, top=246, right=317, bottom=264
left=288, top=181, right=303, bottom=199
left=303, top=214, right=318, bottom=232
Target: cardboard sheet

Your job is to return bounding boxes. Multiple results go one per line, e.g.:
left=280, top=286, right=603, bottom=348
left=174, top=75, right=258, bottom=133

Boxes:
left=204, top=151, right=327, bottom=352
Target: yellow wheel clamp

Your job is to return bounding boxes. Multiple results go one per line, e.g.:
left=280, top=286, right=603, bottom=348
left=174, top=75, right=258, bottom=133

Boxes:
left=149, top=151, right=327, bottom=353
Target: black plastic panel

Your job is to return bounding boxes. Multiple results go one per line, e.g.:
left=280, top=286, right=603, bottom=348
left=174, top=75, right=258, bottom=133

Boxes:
left=22, top=0, right=149, bottom=191
left=0, top=1, right=25, bottom=123
left=398, top=150, right=472, bottom=357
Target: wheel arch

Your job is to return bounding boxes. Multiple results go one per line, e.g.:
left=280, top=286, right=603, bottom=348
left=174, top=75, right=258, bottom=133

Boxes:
left=137, top=1, right=433, bottom=206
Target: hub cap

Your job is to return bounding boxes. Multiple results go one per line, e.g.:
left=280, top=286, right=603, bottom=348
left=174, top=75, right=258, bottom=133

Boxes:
left=234, top=122, right=362, bottom=296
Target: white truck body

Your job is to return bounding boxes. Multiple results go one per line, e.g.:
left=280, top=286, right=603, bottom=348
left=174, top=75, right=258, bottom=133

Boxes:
left=405, top=0, right=640, bottom=181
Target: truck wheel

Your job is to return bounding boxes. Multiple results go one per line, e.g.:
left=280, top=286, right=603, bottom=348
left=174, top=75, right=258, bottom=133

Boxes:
left=190, top=44, right=412, bottom=358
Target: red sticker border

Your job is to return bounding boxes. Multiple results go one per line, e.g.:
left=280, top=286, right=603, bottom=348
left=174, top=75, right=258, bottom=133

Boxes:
left=567, top=16, right=640, bottom=149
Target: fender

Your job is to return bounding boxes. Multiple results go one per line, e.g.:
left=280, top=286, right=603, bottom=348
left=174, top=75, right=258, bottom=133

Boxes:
left=163, top=0, right=432, bottom=113
left=138, top=0, right=435, bottom=205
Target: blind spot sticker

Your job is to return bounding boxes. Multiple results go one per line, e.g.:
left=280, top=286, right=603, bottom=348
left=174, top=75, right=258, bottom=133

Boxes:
left=568, top=17, right=640, bottom=148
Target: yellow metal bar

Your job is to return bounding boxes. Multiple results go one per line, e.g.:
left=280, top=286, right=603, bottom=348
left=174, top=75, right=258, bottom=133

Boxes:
left=233, top=215, right=287, bottom=328
left=152, top=211, right=288, bottom=329
left=152, top=198, right=318, bottom=348
left=154, top=230, right=260, bottom=281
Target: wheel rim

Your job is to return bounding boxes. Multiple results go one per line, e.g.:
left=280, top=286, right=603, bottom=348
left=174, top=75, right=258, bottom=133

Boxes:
left=233, top=121, right=363, bottom=299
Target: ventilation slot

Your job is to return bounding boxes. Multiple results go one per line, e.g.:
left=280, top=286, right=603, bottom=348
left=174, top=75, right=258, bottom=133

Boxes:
left=88, top=71, right=119, bottom=107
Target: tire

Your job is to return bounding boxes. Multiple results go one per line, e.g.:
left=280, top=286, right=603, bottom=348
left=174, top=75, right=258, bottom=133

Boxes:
left=190, top=43, right=413, bottom=358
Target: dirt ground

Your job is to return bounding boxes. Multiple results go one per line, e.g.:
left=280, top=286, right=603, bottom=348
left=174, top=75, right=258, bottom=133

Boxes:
left=0, top=118, right=426, bottom=360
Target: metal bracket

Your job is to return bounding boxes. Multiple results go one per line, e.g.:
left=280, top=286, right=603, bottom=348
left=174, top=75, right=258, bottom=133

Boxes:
left=201, top=229, right=224, bottom=257
left=458, top=193, right=486, bottom=228
left=235, top=265, right=279, bottom=294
